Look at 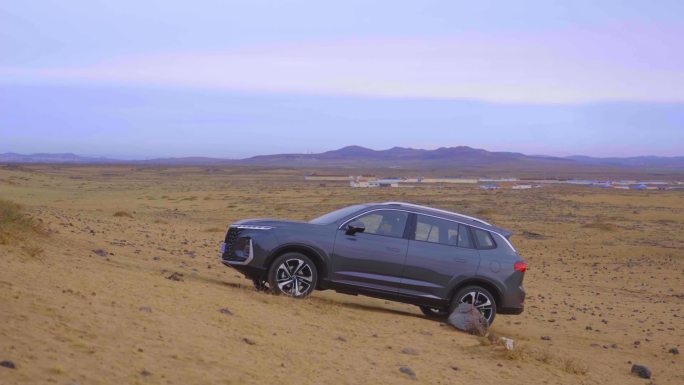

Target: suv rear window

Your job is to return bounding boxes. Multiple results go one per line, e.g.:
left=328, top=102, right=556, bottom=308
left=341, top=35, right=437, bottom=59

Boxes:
left=472, top=228, right=496, bottom=249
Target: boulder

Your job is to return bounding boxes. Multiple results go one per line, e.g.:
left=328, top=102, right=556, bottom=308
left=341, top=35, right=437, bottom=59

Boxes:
left=630, top=364, right=652, bottom=379
left=447, top=303, right=488, bottom=336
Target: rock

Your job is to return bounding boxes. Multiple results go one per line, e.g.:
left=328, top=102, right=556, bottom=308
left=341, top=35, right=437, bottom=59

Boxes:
left=138, top=306, right=152, bottom=313
left=92, top=249, right=108, bottom=257
left=630, top=364, right=652, bottom=379
left=669, top=347, right=679, bottom=355
left=522, top=231, right=548, bottom=240
left=243, top=337, right=256, bottom=345
left=336, top=336, right=347, bottom=342
left=166, top=272, right=184, bottom=281
left=447, top=303, right=488, bottom=336
left=140, top=369, right=152, bottom=377
left=401, top=347, right=419, bottom=355
left=0, top=360, right=16, bottom=369
left=399, top=366, right=417, bottom=380
left=541, top=336, right=552, bottom=341
left=450, top=365, right=460, bottom=371
left=218, top=308, right=233, bottom=316
left=500, top=337, right=515, bottom=350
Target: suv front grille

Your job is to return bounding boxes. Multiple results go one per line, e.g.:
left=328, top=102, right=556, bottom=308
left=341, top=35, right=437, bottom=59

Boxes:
left=224, top=227, right=242, bottom=255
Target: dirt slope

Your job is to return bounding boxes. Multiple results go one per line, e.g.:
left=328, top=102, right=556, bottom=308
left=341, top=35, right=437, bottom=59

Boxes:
left=1, top=165, right=681, bottom=384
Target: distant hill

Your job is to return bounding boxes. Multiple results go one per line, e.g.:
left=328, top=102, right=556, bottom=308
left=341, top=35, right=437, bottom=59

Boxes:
left=241, top=145, right=574, bottom=168
left=2, top=147, right=683, bottom=171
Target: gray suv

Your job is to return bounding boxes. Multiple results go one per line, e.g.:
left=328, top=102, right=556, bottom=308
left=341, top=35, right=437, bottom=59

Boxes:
left=220, top=202, right=526, bottom=324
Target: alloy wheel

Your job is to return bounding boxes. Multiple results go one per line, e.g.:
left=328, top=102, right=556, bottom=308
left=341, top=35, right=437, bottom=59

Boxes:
left=459, top=290, right=494, bottom=322
left=275, top=258, right=314, bottom=297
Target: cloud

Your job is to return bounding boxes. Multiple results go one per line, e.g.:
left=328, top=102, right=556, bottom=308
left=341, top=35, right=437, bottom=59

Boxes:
left=2, top=26, right=683, bottom=104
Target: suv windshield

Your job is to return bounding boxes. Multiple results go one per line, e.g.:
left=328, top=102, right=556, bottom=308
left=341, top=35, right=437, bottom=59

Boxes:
left=309, top=204, right=366, bottom=225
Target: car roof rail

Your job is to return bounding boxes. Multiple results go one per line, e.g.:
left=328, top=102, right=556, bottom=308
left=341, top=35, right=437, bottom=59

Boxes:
left=381, top=201, right=492, bottom=226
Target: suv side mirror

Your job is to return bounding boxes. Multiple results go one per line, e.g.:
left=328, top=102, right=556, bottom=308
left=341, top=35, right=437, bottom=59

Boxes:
left=345, top=220, right=366, bottom=235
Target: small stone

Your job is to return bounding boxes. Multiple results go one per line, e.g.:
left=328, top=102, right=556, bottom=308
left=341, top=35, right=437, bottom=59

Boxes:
left=0, top=360, right=16, bottom=369
left=669, top=347, right=679, bottom=355
left=450, top=365, right=460, bottom=371
left=139, top=306, right=152, bottom=313
left=336, top=336, right=347, bottom=342
left=140, top=369, right=152, bottom=377
left=541, top=336, right=552, bottom=341
left=218, top=308, right=233, bottom=316
left=630, top=364, right=652, bottom=379
left=92, top=249, right=108, bottom=257
left=401, top=347, right=419, bottom=355
left=166, top=272, right=184, bottom=281
left=399, top=366, right=417, bottom=380
left=243, top=337, right=256, bottom=345
left=610, top=343, right=618, bottom=349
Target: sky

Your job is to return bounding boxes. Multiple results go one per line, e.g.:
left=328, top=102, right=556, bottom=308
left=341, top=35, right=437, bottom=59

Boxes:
left=1, top=0, right=683, bottom=158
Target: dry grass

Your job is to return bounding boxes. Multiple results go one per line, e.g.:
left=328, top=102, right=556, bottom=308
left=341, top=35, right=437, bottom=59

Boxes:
left=563, top=358, right=588, bottom=375
left=113, top=210, right=133, bottom=218
left=204, top=227, right=224, bottom=232
left=476, top=208, right=496, bottom=216
left=582, top=221, right=617, bottom=231
left=0, top=199, right=44, bottom=244
left=1, top=165, right=682, bottom=385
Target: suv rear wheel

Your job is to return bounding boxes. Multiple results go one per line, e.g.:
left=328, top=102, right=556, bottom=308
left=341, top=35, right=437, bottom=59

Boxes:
left=450, top=286, right=497, bottom=325
left=268, top=253, right=318, bottom=298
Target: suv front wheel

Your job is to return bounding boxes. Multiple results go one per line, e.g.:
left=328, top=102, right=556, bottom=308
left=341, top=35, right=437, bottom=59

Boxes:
left=268, top=253, right=318, bottom=298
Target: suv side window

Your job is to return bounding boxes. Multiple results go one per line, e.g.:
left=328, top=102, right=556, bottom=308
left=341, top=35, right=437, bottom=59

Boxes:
left=414, top=214, right=472, bottom=247
left=355, top=210, right=408, bottom=238
left=472, top=228, right=497, bottom=249
left=457, top=224, right=474, bottom=248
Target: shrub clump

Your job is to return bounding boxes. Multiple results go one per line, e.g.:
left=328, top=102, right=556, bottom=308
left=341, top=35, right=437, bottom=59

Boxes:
left=0, top=199, right=45, bottom=245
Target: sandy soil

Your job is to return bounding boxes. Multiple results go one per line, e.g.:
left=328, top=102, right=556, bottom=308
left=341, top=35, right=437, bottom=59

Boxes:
left=1, top=165, right=682, bottom=385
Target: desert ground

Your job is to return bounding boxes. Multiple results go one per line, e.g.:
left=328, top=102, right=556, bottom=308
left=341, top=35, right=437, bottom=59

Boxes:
left=0, top=164, right=682, bottom=385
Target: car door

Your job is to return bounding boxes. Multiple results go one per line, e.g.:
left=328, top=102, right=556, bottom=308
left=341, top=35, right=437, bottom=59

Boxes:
left=399, top=215, right=480, bottom=301
left=331, top=210, right=409, bottom=293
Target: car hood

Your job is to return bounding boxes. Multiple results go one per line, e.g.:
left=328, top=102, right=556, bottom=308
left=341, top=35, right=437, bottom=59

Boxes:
left=233, top=218, right=309, bottom=227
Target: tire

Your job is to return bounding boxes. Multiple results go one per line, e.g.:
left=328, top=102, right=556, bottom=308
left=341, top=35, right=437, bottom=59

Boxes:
left=267, top=253, right=318, bottom=298
left=450, top=286, right=497, bottom=325
left=419, top=306, right=450, bottom=319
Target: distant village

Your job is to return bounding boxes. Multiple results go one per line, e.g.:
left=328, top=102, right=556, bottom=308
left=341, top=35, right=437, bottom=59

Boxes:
left=303, top=175, right=684, bottom=191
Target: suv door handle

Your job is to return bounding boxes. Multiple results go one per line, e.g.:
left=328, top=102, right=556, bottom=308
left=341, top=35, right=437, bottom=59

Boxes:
left=385, top=246, right=401, bottom=253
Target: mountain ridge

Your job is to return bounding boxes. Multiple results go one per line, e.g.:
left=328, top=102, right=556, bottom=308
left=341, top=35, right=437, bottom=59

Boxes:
left=1, top=146, right=683, bottom=169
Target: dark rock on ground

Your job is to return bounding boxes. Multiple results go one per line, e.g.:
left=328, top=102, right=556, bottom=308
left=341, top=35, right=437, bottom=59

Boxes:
left=669, top=347, right=679, bottom=355
left=541, top=336, right=552, bottom=341
left=401, top=347, right=419, bottom=355
left=218, top=308, right=233, bottom=316
left=0, top=360, right=16, bottom=369
left=522, top=231, right=549, bottom=240
left=631, top=364, right=652, bottom=379
left=447, top=303, right=488, bottom=336
left=399, top=366, right=417, bottom=380
left=336, top=336, right=347, bottom=342
left=138, top=306, right=152, bottom=313
left=140, top=369, right=152, bottom=377
left=166, top=272, right=184, bottom=281
left=92, top=249, right=108, bottom=257
left=243, top=337, right=256, bottom=345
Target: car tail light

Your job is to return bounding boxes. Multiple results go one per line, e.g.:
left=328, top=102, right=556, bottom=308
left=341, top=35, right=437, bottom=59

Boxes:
left=514, top=261, right=527, bottom=272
